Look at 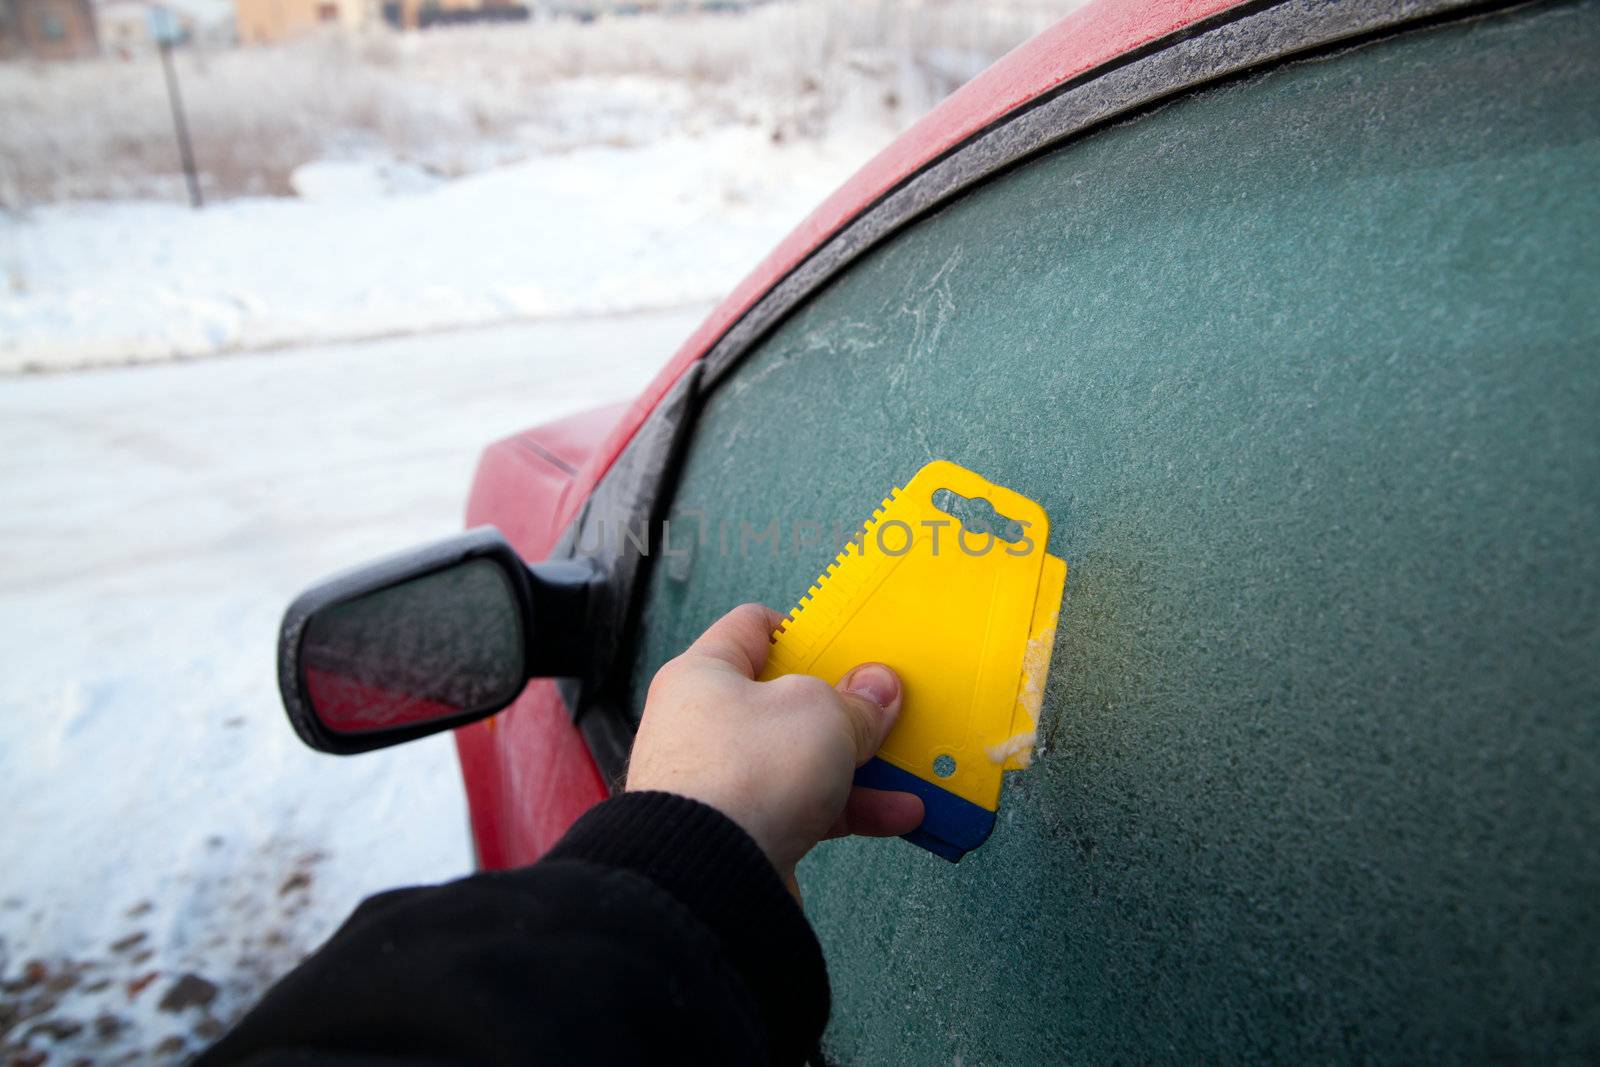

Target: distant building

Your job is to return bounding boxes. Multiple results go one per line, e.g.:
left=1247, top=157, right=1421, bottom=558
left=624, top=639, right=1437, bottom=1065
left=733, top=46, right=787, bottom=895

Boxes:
left=0, top=0, right=100, bottom=58
left=233, top=0, right=369, bottom=43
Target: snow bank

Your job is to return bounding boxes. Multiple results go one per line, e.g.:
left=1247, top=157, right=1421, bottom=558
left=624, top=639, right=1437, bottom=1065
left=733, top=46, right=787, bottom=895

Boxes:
left=0, top=123, right=882, bottom=372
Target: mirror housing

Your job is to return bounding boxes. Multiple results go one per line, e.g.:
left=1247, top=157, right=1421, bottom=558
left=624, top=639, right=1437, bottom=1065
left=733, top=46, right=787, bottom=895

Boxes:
left=277, top=526, right=596, bottom=755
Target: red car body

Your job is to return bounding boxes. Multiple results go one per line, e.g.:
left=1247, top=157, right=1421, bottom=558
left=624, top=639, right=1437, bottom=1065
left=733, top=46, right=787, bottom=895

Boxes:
left=452, top=0, right=1253, bottom=870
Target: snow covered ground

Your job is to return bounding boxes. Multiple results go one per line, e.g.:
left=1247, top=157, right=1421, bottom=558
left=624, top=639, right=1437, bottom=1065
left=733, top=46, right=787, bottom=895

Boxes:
left=0, top=306, right=709, bottom=1062
left=0, top=123, right=881, bottom=372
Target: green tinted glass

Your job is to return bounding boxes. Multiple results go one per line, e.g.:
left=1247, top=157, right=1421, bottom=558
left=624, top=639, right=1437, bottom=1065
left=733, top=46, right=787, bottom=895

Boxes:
left=635, top=2, right=1600, bottom=1060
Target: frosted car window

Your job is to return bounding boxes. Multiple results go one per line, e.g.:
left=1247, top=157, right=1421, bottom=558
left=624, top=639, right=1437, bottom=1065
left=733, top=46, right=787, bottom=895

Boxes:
left=631, top=3, right=1600, bottom=1061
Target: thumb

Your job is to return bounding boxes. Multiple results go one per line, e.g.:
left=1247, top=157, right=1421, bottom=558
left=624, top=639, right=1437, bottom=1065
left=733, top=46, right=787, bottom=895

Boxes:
left=835, top=663, right=903, bottom=766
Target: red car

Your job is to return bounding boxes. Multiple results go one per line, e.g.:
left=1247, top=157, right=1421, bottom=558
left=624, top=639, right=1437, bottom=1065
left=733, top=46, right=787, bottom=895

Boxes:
left=279, top=0, right=1600, bottom=1058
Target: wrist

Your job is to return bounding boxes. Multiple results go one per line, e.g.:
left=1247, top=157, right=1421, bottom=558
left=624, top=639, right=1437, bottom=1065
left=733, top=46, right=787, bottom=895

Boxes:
left=546, top=792, right=829, bottom=1061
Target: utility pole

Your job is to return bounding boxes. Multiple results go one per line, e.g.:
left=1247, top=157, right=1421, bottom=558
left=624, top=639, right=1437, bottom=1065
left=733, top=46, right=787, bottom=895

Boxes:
left=153, top=7, right=202, bottom=209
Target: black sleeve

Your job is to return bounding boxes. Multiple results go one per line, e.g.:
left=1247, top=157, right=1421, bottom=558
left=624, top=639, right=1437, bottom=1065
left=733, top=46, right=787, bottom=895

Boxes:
left=196, top=791, right=830, bottom=1067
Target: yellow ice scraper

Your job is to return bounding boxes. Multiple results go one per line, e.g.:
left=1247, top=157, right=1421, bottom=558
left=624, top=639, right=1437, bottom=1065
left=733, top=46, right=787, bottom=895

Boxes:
left=759, top=460, right=1067, bottom=861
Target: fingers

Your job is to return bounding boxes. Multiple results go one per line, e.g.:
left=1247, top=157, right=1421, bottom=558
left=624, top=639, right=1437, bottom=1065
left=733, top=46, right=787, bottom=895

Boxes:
left=682, top=603, right=784, bottom=678
left=826, top=787, right=925, bottom=839
left=834, top=662, right=903, bottom=765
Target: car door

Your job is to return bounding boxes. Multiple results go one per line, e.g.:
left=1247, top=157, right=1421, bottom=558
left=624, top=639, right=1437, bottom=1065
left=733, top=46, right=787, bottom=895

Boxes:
left=604, top=0, right=1600, bottom=1060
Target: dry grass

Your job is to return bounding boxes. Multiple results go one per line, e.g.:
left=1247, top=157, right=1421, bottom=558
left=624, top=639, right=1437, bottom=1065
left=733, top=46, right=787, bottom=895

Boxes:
left=0, top=0, right=1070, bottom=207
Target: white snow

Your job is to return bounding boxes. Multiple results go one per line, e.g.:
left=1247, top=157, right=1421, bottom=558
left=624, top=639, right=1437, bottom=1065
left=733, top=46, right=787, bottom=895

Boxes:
left=288, top=158, right=443, bottom=202
left=0, top=306, right=710, bottom=1060
left=0, top=124, right=882, bottom=372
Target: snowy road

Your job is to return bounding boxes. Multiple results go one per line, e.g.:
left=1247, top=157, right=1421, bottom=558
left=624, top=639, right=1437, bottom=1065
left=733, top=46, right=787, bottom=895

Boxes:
left=0, top=305, right=708, bottom=1062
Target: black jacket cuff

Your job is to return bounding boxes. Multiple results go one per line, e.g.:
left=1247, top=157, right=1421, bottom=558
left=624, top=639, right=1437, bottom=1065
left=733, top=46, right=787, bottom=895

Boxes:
left=545, top=791, right=829, bottom=1062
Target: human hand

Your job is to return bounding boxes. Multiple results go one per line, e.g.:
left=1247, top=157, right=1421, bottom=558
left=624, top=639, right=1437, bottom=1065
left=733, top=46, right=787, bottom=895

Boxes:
left=626, top=603, right=925, bottom=895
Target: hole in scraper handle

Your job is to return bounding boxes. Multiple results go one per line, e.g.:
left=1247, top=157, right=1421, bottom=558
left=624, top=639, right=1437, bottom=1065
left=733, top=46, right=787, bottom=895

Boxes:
left=931, top=488, right=1027, bottom=543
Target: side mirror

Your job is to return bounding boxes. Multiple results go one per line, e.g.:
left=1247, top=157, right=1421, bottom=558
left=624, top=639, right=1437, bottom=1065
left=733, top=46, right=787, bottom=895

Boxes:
left=277, top=526, right=596, bottom=755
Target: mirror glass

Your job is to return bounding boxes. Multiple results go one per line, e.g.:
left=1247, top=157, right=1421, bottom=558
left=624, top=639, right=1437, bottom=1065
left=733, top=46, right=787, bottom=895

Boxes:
left=299, top=557, right=526, bottom=734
